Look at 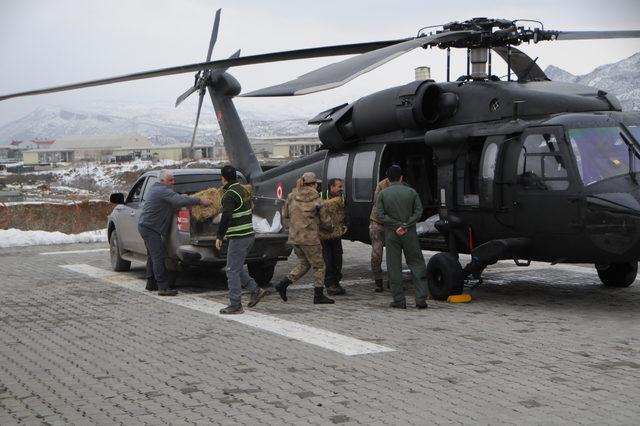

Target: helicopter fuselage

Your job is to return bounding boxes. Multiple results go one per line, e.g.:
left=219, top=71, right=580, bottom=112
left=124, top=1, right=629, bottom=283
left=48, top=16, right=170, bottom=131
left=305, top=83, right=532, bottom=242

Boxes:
left=246, top=79, right=640, bottom=270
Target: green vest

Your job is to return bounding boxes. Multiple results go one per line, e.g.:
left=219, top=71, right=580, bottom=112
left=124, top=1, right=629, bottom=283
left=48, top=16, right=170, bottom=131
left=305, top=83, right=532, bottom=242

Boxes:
left=223, top=182, right=254, bottom=238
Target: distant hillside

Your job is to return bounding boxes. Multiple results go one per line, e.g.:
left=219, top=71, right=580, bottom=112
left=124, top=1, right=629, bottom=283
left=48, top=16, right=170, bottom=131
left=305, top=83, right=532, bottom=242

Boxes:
left=544, top=52, right=640, bottom=111
left=2, top=52, right=638, bottom=145
left=0, top=103, right=315, bottom=146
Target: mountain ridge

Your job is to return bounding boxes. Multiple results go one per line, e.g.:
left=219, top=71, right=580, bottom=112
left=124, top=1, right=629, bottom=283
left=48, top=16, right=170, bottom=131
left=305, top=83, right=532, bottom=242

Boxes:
left=2, top=52, right=639, bottom=146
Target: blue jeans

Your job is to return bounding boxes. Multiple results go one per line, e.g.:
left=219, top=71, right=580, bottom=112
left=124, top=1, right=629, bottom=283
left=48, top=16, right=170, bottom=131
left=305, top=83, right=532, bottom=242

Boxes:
left=226, top=235, right=258, bottom=306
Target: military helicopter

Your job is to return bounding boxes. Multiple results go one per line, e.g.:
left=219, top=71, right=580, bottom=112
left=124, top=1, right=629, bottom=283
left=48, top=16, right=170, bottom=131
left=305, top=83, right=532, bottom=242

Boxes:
left=2, top=11, right=640, bottom=300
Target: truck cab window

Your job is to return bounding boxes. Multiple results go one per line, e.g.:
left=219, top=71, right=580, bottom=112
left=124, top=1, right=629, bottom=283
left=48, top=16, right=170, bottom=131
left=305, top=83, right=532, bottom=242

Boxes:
left=142, top=176, right=158, bottom=200
left=127, top=177, right=146, bottom=203
left=517, top=133, right=569, bottom=190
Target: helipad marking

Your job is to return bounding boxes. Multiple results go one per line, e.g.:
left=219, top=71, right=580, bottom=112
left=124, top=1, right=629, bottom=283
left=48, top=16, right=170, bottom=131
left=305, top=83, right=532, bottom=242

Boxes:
left=60, top=264, right=395, bottom=356
left=40, top=248, right=110, bottom=256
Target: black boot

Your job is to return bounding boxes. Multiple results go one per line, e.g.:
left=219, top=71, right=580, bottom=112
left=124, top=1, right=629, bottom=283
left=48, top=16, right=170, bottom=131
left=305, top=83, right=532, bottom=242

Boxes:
left=327, top=284, right=346, bottom=295
left=374, top=279, right=384, bottom=293
left=275, top=277, right=291, bottom=302
left=314, top=287, right=335, bottom=304
left=145, top=278, right=158, bottom=291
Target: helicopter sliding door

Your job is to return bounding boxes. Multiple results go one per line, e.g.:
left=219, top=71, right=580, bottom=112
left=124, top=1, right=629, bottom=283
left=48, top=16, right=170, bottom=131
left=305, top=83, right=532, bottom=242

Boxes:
left=501, top=126, right=581, bottom=246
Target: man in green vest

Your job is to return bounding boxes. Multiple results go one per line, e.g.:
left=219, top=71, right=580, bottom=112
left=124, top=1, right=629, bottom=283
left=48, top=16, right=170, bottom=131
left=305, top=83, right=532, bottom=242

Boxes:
left=216, top=165, right=267, bottom=314
left=376, top=165, right=429, bottom=309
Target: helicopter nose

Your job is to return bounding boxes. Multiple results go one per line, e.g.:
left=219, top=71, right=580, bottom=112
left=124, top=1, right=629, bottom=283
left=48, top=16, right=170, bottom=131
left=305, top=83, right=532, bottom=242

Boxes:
left=585, top=189, right=640, bottom=259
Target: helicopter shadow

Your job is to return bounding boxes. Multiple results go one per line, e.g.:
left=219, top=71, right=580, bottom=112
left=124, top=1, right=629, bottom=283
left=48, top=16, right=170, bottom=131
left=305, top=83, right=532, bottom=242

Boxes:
left=464, top=269, right=640, bottom=316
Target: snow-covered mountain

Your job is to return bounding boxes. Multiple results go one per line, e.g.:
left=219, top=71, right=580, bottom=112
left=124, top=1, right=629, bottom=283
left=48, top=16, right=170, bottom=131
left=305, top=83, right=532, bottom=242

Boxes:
left=544, top=52, right=640, bottom=111
left=0, top=102, right=315, bottom=146
left=2, top=52, right=638, bottom=145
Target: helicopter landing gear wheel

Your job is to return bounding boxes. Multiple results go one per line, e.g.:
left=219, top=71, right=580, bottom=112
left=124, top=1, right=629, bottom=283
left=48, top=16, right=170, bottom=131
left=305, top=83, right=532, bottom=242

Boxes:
left=426, top=253, right=464, bottom=301
left=596, top=262, right=637, bottom=288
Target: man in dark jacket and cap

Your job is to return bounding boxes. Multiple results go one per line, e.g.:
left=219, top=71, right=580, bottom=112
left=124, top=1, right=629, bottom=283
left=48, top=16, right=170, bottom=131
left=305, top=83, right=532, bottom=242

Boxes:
left=215, top=165, right=268, bottom=314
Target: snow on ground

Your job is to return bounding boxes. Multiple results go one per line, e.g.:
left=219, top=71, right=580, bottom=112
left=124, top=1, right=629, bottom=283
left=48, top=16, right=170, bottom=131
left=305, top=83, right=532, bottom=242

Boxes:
left=18, top=158, right=181, bottom=189
left=0, top=228, right=107, bottom=248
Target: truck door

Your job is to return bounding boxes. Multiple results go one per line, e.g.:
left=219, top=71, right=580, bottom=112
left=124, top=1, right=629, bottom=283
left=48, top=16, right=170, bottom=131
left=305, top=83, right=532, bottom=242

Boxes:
left=504, top=126, right=580, bottom=241
left=120, top=176, right=147, bottom=253
left=136, top=175, right=158, bottom=254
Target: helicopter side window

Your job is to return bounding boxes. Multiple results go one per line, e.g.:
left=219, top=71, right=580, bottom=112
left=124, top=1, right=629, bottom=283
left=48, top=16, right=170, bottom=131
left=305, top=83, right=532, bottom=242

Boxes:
left=352, top=151, right=376, bottom=202
left=326, top=153, right=349, bottom=184
left=517, top=133, right=569, bottom=190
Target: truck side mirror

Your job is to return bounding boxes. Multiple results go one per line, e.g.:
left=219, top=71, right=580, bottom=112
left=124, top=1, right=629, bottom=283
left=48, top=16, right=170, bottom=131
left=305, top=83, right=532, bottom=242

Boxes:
left=110, top=193, right=125, bottom=204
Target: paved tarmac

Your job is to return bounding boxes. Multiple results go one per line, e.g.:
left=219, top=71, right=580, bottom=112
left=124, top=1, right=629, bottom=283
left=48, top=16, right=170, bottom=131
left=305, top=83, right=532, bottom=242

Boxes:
left=0, top=241, right=639, bottom=425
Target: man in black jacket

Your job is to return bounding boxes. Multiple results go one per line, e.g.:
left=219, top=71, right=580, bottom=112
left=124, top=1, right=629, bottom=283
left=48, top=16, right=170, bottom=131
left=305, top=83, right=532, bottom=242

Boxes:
left=138, top=170, right=209, bottom=296
left=215, top=165, right=267, bottom=314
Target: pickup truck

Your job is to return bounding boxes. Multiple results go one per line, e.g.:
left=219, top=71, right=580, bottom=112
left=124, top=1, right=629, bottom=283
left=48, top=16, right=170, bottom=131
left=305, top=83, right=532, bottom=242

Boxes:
left=107, top=169, right=291, bottom=286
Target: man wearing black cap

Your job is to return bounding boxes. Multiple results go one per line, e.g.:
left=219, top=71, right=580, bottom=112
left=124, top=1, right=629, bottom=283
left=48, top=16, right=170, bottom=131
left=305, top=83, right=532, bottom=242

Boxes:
left=216, top=165, right=267, bottom=314
left=375, top=165, right=429, bottom=309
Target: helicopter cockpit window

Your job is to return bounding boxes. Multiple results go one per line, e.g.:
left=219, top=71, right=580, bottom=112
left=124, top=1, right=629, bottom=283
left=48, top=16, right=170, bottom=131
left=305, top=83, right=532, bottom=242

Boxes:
left=517, top=133, right=569, bottom=190
left=568, top=126, right=640, bottom=186
left=352, top=151, right=376, bottom=202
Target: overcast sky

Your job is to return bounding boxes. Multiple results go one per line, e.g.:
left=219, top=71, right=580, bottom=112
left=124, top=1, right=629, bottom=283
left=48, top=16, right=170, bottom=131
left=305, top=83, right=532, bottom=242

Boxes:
left=1, top=0, right=639, bottom=127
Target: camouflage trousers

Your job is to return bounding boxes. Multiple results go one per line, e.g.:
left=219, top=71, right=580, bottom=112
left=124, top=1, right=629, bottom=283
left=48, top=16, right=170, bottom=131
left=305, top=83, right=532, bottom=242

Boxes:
left=288, top=244, right=326, bottom=288
left=369, top=221, right=386, bottom=280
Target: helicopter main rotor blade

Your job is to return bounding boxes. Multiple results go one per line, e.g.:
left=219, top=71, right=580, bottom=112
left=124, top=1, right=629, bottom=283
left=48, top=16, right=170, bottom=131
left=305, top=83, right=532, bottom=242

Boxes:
left=175, top=84, right=199, bottom=108
left=190, top=89, right=206, bottom=151
left=0, top=39, right=408, bottom=102
left=218, top=49, right=242, bottom=73
left=206, top=9, right=221, bottom=62
left=553, top=30, right=640, bottom=40
left=241, top=31, right=475, bottom=97
left=491, top=46, right=548, bottom=81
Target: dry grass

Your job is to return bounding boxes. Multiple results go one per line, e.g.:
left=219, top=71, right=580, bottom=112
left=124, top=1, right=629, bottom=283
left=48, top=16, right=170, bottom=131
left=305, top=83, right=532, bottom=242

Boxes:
left=190, top=185, right=253, bottom=221
left=0, top=201, right=114, bottom=233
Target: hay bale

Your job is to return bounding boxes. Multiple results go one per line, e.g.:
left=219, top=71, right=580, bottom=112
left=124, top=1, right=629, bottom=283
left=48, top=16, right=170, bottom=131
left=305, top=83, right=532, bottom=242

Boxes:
left=191, top=188, right=222, bottom=221
left=190, top=184, right=254, bottom=221
left=319, top=196, right=346, bottom=240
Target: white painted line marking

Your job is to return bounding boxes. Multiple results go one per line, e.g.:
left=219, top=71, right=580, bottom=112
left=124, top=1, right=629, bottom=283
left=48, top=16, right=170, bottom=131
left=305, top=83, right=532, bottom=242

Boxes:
left=60, top=264, right=395, bottom=356
left=40, top=248, right=110, bottom=256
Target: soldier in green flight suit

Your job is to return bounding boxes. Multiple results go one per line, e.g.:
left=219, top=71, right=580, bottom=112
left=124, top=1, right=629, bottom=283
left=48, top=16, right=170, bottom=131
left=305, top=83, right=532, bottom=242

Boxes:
left=375, top=165, right=429, bottom=309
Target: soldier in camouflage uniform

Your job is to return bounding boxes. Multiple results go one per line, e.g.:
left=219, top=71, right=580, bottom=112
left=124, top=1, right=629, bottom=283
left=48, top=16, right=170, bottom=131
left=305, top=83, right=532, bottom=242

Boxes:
left=369, top=177, right=391, bottom=292
left=275, top=172, right=335, bottom=304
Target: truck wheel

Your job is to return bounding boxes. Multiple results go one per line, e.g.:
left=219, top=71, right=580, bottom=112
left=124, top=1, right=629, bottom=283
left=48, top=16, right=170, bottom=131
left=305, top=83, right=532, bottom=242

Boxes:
left=597, top=262, right=637, bottom=287
left=248, top=261, right=276, bottom=288
left=110, top=231, right=131, bottom=272
left=426, top=252, right=464, bottom=301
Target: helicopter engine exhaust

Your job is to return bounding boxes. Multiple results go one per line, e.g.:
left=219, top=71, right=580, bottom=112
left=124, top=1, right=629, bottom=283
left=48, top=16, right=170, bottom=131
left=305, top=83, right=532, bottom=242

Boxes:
left=318, top=81, right=458, bottom=149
